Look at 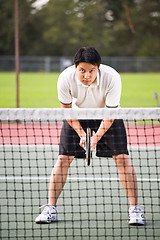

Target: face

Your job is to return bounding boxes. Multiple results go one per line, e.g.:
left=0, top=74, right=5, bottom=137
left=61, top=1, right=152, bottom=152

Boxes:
left=75, top=62, right=99, bottom=86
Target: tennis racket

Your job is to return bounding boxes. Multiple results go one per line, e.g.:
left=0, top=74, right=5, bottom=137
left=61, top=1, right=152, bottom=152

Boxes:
left=86, top=128, right=91, bottom=166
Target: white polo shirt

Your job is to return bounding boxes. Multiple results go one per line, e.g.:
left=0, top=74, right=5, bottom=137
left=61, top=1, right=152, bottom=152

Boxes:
left=57, top=64, right=121, bottom=108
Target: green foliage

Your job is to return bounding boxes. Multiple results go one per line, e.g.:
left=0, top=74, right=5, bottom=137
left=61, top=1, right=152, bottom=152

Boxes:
left=0, top=0, right=159, bottom=56
left=0, top=0, right=15, bottom=54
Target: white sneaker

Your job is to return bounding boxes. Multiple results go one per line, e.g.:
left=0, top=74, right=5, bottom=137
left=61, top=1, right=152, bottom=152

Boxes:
left=35, top=204, right=58, bottom=224
left=128, top=206, right=145, bottom=225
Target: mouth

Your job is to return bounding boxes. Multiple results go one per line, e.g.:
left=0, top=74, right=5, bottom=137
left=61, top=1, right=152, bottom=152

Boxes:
left=83, top=79, right=91, bottom=84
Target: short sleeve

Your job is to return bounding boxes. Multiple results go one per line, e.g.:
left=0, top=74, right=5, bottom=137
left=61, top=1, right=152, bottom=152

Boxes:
left=105, top=74, right=121, bottom=108
left=57, top=72, right=72, bottom=105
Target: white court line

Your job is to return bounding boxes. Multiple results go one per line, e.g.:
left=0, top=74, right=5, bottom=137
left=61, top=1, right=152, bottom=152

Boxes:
left=0, top=144, right=160, bottom=150
left=0, top=146, right=159, bottom=182
left=0, top=176, right=159, bottom=182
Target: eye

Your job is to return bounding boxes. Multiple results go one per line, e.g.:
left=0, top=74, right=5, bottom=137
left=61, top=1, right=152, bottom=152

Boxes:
left=80, top=68, right=85, bottom=73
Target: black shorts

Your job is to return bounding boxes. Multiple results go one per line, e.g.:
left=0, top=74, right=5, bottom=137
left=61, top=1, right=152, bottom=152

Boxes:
left=59, top=119, right=129, bottom=158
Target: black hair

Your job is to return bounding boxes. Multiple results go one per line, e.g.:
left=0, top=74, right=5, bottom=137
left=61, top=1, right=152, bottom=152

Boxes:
left=73, top=47, right=101, bottom=67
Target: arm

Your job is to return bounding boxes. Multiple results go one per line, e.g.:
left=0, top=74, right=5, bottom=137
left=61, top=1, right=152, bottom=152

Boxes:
left=60, top=103, right=86, bottom=148
left=95, top=119, right=114, bottom=141
left=91, top=71, right=122, bottom=150
left=91, top=119, right=114, bottom=151
left=61, top=103, right=114, bottom=151
left=61, top=103, right=115, bottom=151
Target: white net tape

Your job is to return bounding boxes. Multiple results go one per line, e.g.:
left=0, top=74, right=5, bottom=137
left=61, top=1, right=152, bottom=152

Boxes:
left=0, top=107, right=160, bottom=121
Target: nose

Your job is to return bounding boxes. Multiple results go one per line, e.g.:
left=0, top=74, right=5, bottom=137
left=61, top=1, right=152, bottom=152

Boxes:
left=84, top=71, right=90, bottom=79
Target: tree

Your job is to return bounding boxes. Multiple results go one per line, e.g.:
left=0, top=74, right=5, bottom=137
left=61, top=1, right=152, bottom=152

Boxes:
left=0, top=0, right=15, bottom=54
left=0, top=0, right=159, bottom=56
left=104, top=0, right=160, bottom=56
left=0, top=0, right=44, bottom=55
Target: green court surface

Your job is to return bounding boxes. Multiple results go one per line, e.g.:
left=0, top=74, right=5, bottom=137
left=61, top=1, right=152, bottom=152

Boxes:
left=0, top=145, right=160, bottom=240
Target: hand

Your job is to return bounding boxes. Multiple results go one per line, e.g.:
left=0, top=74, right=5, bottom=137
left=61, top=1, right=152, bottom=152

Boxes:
left=90, top=131, right=99, bottom=152
left=79, top=131, right=99, bottom=152
left=79, top=134, right=86, bottom=150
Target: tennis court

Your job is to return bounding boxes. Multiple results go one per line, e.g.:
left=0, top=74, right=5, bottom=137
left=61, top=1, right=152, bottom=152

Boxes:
left=0, top=108, right=160, bottom=239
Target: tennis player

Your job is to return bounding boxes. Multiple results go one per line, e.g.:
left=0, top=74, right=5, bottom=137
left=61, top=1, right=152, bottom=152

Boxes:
left=35, top=47, right=144, bottom=225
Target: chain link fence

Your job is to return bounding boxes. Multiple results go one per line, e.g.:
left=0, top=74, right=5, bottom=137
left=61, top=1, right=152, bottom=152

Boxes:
left=0, top=56, right=159, bottom=72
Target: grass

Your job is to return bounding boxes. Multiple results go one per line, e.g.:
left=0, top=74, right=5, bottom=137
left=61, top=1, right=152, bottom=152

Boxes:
left=0, top=72, right=159, bottom=108
left=0, top=72, right=60, bottom=108
left=121, top=73, right=160, bottom=107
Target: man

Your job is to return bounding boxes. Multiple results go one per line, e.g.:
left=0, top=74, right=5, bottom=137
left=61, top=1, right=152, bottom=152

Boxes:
left=35, top=47, right=144, bottom=225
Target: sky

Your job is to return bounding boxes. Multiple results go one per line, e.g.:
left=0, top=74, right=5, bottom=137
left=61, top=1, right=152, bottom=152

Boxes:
left=32, top=0, right=50, bottom=9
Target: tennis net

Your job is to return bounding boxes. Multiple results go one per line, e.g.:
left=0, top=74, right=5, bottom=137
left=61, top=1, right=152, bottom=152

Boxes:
left=0, top=108, right=160, bottom=240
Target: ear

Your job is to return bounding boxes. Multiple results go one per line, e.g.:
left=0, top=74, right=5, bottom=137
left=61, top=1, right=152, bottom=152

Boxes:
left=74, top=64, right=77, bottom=69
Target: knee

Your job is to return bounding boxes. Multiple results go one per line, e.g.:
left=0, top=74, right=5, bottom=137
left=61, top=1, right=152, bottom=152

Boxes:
left=57, top=155, right=74, bottom=167
left=113, top=154, right=130, bottom=167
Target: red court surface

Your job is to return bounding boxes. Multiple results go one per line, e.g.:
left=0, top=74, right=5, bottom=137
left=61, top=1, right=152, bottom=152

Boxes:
left=0, top=123, right=160, bottom=146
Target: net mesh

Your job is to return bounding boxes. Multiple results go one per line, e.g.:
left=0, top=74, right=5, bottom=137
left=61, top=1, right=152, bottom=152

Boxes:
left=0, top=108, right=160, bottom=240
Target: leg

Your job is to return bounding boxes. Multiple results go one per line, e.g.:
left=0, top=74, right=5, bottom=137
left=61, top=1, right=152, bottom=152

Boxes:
left=113, top=154, right=138, bottom=207
left=49, top=155, right=74, bottom=206
left=35, top=155, right=74, bottom=223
